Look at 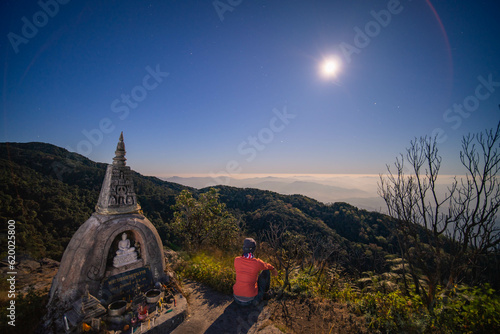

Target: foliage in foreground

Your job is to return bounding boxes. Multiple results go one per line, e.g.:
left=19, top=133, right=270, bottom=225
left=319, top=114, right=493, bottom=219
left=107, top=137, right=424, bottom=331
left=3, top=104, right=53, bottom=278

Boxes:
left=433, top=284, right=500, bottom=333
left=177, top=251, right=500, bottom=333
left=176, top=252, right=237, bottom=295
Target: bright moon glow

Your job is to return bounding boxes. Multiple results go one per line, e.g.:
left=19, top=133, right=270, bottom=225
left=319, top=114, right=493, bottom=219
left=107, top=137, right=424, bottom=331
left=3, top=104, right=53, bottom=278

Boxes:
left=320, top=58, right=341, bottom=78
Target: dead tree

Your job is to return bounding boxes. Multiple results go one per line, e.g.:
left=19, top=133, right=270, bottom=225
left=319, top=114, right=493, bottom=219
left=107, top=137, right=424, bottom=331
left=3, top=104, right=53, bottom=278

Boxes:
left=378, top=121, right=500, bottom=310
left=305, top=234, right=339, bottom=282
left=263, top=222, right=309, bottom=292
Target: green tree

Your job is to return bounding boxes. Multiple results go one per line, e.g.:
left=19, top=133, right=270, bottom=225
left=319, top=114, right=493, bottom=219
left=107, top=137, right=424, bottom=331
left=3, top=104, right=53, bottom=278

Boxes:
left=171, top=188, right=239, bottom=250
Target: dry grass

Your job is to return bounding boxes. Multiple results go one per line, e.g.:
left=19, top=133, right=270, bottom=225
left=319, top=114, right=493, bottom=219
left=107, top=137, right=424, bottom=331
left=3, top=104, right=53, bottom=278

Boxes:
left=268, top=296, right=368, bottom=334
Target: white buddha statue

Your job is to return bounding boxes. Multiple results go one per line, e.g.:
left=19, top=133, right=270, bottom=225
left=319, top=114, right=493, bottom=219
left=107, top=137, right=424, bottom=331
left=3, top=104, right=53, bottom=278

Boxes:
left=113, top=233, right=138, bottom=267
left=117, top=233, right=135, bottom=254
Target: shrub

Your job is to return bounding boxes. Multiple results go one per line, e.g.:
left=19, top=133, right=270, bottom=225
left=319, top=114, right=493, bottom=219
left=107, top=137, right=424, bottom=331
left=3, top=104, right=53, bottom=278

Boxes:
left=177, top=252, right=236, bottom=295
left=355, top=290, right=428, bottom=333
left=0, top=287, right=48, bottom=334
left=434, top=284, right=500, bottom=333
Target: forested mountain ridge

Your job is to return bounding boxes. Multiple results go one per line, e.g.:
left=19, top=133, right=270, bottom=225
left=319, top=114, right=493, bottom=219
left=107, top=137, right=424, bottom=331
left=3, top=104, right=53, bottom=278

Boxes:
left=0, top=142, right=397, bottom=275
left=0, top=142, right=189, bottom=259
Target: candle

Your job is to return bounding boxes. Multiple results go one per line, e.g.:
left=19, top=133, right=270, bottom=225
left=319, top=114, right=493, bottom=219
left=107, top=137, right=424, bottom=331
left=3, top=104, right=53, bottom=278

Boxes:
left=63, top=315, right=69, bottom=331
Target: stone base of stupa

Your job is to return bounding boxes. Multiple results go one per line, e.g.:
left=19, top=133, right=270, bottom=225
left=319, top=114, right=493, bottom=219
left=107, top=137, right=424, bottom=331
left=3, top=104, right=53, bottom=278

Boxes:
left=103, top=292, right=188, bottom=333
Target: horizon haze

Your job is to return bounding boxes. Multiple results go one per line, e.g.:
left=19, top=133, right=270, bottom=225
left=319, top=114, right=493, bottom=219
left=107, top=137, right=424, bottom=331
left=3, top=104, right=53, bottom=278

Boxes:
left=161, top=173, right=460, bottom=212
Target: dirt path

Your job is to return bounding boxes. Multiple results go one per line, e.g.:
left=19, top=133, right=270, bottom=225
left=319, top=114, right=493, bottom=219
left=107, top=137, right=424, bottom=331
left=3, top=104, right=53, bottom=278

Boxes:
left=170, top=280, right=282, bottom=334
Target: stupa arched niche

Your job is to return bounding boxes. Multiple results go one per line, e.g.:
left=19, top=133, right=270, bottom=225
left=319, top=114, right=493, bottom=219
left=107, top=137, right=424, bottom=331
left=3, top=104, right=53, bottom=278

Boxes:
left=106, top=229, right=143, bottom=269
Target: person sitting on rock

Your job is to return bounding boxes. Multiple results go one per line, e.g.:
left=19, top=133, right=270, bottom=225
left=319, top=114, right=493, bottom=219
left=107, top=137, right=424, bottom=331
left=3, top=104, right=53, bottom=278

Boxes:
left=233, top=238, right=278, bottom=306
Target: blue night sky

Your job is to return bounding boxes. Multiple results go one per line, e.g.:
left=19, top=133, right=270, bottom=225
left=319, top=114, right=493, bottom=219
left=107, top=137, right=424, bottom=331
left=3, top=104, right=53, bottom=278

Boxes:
left=1, top=0, right=499, bottom=178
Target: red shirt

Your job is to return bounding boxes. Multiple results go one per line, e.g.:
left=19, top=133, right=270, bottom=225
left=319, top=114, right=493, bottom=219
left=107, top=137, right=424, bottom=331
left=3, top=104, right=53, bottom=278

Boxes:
left=233, top=256, right=275, bottom=298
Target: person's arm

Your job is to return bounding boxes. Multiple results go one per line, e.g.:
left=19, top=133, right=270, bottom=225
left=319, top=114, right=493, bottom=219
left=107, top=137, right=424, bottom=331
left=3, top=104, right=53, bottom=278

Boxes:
left=259, top=259, right=278, bottom=276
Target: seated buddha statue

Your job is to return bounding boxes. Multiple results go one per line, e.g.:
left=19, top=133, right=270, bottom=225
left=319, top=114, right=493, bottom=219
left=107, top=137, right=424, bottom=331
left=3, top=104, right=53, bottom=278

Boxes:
left=113, top=233, right=138, bottom=267
left=117, top=233, right=135, bottom=254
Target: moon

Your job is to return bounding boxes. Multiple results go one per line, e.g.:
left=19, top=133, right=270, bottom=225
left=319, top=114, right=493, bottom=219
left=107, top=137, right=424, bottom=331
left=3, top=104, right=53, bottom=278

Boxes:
left=320, top=58, right=341, bottom=78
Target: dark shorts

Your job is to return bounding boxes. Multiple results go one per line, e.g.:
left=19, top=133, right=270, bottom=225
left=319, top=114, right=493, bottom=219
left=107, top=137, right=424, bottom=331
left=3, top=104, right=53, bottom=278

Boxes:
left=234, top=270, right=271, bottom=306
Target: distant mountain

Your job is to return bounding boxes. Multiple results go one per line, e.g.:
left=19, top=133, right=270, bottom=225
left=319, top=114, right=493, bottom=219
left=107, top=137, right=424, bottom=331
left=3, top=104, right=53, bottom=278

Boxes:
left=0, top=142, right=398, bottom=275
left=165, top=176, right=385, bottom=211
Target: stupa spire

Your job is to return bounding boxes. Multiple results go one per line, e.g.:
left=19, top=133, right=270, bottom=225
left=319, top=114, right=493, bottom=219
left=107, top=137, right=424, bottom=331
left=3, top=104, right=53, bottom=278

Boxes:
left=113, top=132, right=126, bottom=166
left=95, top=132, right=141, bottom=215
